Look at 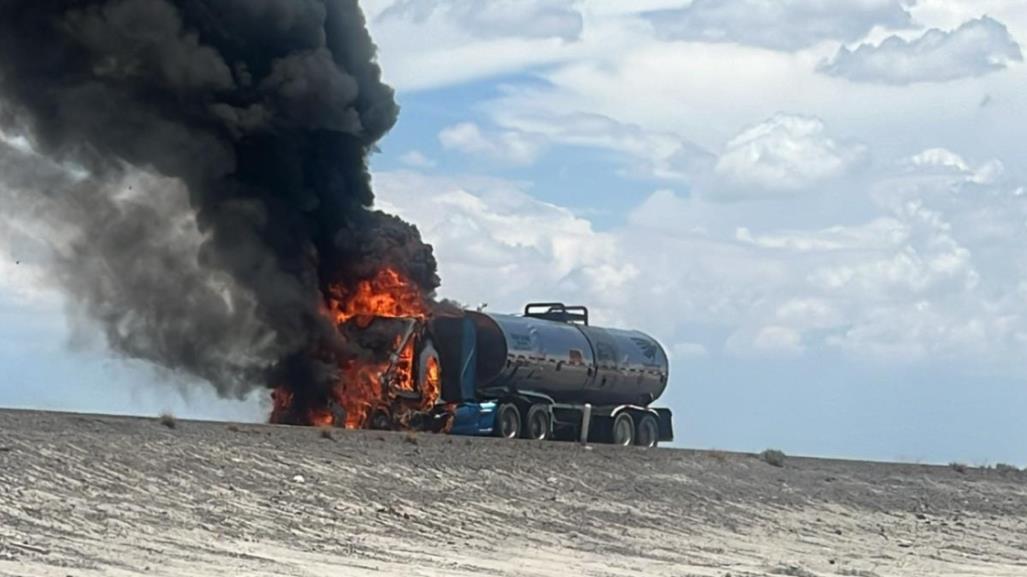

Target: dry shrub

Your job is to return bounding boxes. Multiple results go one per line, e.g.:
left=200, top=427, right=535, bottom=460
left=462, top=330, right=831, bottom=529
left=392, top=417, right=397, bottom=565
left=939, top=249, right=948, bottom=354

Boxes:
left=158, top=413, right=177, bottom=429
left=760, top=449, right=787, bottom=468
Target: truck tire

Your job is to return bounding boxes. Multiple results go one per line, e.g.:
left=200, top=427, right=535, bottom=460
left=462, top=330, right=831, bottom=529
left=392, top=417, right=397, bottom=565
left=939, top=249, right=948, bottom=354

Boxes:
left=635, top=414, right=659, bottom=448
left=369, top=410, right=392, bottom=431
left=523, top=405, right=552, bottom=441
left=495, top=403, right=521, bottom=439
left=611, top=412, right=635, bottom=446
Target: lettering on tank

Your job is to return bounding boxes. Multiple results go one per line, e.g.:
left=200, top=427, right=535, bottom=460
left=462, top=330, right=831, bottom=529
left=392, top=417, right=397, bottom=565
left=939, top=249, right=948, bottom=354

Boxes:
left=510, top=333, right=532, bottom=350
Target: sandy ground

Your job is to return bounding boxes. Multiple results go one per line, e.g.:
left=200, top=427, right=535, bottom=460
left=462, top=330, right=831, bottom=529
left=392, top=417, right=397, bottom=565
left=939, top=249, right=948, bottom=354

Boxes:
left=1, top=409, right=1025, bottom=577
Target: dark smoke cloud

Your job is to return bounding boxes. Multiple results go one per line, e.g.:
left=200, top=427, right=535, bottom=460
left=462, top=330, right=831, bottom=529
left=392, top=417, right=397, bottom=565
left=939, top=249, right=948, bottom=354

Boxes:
left=0, top=0, right=438, bottom=407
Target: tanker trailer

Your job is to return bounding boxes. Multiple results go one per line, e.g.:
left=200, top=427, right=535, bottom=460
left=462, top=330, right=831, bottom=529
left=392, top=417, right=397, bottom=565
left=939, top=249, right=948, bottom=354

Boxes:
left=423, top=303, right=673, bottom=447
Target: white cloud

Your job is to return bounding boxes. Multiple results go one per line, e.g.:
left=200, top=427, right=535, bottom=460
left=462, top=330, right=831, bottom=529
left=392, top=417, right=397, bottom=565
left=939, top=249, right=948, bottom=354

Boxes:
left=365, top=0, right=1027, bottom=190
left=737, top=218, right=908, bottom=252
left=905, top=148, right=1006, bottom=184
left=482, top=110, right=712, bottom=180
left=754, top=326, right=804, bottom=353
left=364, top=0, right=587, bottom=90
left=728, top=325, right=805, bottom=357
left=820, top=16, right=1024, bottom=84
left=808, top=242, right=977, bottom=296
left=372, top=170, right=630, bottom=316
left=709, top=114, right=868, bottom=199
left=376, top=0, right=584, bottom=41
left=801, top=196, right=981, bottom=302
left=909, top=147, right=972, bottom=172
left=358, top=1, right=1027, bottom=372
left=368, top=165, right=1009, bottom=364
left=823, top=301, right=1004, bottom=362
left=380, top=141, right=1027, bottom=365
left=438, top=122, right=544, bottom=166
left=775, top=298, right=844, bottom=330
left=671, top=341, right=709, bottom=360
left=445, top=112, right=864, bottom=200
left=399, top=150, right=436, bottom=169
left=645, top=0, right=912, bottom=51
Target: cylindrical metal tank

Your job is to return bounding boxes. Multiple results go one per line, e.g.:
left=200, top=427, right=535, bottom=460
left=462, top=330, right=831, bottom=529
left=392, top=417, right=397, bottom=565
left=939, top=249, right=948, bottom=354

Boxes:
left=466, top=309, right=669, bottom=407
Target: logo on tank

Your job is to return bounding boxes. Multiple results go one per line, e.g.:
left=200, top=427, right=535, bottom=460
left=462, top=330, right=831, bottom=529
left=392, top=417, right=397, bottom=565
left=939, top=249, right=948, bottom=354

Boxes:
left=631, top=337, right=659, bottom=362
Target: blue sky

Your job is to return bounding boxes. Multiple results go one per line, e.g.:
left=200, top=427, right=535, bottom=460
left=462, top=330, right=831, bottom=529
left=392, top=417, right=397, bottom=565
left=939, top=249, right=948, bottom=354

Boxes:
left=3, top=0, right=1027, bottom=464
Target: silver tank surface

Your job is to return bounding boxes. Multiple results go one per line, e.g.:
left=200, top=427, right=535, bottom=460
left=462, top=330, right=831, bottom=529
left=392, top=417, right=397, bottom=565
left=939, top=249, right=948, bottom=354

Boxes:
left=468, top=310, right=669, bottom=407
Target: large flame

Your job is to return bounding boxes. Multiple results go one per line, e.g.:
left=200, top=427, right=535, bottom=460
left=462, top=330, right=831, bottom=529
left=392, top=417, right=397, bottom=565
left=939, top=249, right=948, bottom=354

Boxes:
left=330, top=268, right=429, bottom=325
left=271, top=267, right=438, bottom=429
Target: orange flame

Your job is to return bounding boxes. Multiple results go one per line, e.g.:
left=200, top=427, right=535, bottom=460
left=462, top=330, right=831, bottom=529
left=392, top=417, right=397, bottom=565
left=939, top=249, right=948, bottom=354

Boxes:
left=423, top=356, right=441, bottom=411
left=271, top=267, right=438, bottom=429
left=330, top=267, right=428, bottom=325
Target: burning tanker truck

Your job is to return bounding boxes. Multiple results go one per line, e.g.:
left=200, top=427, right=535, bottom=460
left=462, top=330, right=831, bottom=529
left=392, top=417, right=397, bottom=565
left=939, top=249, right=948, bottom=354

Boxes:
left=299, top=294, right=674, bottom=448
left=0, top=0, right=670, bottom=446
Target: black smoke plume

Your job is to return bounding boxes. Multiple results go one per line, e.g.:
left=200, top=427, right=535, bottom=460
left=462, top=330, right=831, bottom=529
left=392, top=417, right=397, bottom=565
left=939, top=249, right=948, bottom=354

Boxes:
left=0, top=0, right=438, bottom=415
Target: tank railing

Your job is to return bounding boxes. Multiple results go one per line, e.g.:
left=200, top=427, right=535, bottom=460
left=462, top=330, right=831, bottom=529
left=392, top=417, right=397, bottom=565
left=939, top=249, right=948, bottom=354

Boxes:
left=523, top=302, right=589, bottom=325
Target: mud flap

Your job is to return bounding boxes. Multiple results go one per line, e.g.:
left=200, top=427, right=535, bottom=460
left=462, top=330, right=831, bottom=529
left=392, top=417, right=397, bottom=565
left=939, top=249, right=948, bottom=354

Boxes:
left=655, top=408, right=674, bottom=442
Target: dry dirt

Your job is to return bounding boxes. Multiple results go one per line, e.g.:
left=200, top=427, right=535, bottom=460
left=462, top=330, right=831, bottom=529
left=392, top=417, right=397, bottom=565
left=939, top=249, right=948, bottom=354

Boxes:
left=1, top=408, right=1026, bottom=577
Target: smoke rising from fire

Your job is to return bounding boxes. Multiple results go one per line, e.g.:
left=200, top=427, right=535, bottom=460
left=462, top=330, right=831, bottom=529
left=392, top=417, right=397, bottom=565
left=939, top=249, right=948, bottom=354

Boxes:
left=0, top=0, right=438, bottom=412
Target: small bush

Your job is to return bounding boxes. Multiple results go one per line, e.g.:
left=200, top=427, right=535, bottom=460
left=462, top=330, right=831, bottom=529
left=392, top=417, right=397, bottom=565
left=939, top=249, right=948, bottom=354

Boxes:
left=158, top=413, right=177, bottom=429
left=760, top=449, right=786, bottom=468
left=949, top=462, right=968, bottom=474
left=994, top=463, right=1020, bottom=475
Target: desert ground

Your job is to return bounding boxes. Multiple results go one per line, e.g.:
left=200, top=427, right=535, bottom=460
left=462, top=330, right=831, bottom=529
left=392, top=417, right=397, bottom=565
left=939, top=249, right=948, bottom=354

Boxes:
left=0, top=409, right=1025, bottom=577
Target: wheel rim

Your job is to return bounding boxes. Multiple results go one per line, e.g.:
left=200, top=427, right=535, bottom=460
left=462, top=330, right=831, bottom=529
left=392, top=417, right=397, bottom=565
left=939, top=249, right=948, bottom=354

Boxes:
left=613, top=416, right=633, bottom=445
left=638, top=418, right=658, bottom=448
left=500, top=407, right=519, bottom=438
left=529, top=411, right=548, bottom=440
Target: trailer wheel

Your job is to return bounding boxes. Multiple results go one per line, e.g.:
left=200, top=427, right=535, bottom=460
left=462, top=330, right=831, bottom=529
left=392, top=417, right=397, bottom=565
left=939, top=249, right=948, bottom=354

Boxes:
left=495, top=403, right=521, bottom=439
left=523, top=405, right=552, bottom=441
left=611, top=412, right=635, bottom=446
left=635, top=414, right=659, bottom=448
